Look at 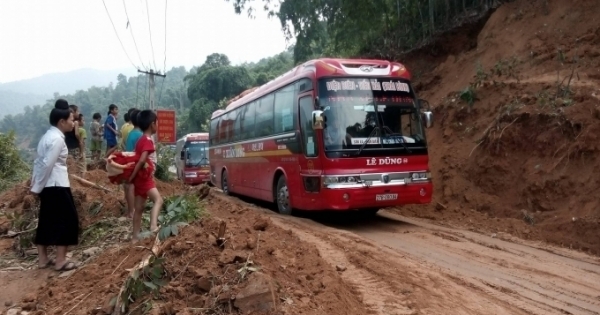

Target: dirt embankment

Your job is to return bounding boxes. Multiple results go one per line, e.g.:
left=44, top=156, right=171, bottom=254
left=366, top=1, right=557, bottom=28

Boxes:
left=393, top=0, right=600, bottom=254
left=1, top=178, right=367, bottom=315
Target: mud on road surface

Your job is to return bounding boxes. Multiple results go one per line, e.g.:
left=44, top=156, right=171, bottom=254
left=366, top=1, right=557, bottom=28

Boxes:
left=213, top=191, right=600, bottom=315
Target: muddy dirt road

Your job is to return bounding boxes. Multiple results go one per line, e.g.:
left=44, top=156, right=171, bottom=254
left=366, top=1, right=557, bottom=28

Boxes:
left=213, top=191, right=600, bottom=315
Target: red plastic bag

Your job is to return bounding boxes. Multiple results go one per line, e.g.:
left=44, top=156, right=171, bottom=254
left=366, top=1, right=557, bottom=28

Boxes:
left=106, top=151, right=152, bottom=184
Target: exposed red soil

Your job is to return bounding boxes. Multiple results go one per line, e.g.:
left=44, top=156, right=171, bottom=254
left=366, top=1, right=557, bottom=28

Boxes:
left=0, top=166, right=184, bottom=232
left=23, top=191, right=366, bottom=315
left=392, top=0, right=600, bottom=254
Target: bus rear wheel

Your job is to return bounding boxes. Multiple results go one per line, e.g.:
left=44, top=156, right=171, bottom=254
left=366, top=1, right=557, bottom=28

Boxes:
left=221, top=170, right=230, bottom=195
left=276, top=176, right=292, bottom=215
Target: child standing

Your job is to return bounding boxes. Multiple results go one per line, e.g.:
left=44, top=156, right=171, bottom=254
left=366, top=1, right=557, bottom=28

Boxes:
left=90, top=113, right=103, bottom=161
left=119, top=110, right=135, bottom=219
left=65, top=104, right=81, bottom=161
left=119, top=111, right=134, bottom=151
left=104, top=104, right=120, bottom=158
left=124, top=109, right=142, bottom=219
left=77, top=114, right=87, bottom=177
left=128, top=110, right=163, bottom=241
left=125, top=110, right=142, bottom=152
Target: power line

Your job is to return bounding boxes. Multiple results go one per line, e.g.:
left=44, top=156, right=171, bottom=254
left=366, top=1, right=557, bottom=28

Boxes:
left=145, top=0, right=158, bottom=71
left=163, top=0, right=168, bottom=74
left=122, top=0, right=148, bottom=71
left=102, top=0, right=139, bottom=70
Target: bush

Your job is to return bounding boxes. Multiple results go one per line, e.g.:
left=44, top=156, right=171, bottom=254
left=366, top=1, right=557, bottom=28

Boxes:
left=154, top=143, right=174, bottom=182
left=142, top=193, right=205, bottom=240
left=0, top=131, right=30, bottom=192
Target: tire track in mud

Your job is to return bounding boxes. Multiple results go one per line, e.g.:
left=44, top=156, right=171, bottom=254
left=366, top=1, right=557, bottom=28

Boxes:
left=272, top=216, right=529, bottom=315
left=278, top=222, right=416, bottom=315
left=340, top=212, right=600, bottom=315
left=213, top=191, right=600, bottom=314
left=213, top=193, right=528, bottom=314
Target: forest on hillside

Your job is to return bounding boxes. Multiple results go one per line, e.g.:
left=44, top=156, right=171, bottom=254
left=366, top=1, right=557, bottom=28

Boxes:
left=229, top=0, right=503, bottom=63
left=0, top=49, right=294, bottom=148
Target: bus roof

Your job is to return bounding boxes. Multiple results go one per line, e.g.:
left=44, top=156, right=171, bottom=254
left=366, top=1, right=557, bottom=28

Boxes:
left=178, top=133, right=209, bottom=142
left=210, top=58, right=411, bottom=120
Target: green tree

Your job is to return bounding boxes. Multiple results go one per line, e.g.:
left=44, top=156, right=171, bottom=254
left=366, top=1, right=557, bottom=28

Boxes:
left=225, top=0, right=500, bottom=63
left=0, top=131, right=30, bottom=192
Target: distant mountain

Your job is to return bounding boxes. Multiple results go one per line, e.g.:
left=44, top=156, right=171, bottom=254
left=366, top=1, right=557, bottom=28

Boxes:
left=0, top=68, right=137, bottom=96
left=0, top=90, right=48, bottom=116
left=0, top=67, right=137, bottom=118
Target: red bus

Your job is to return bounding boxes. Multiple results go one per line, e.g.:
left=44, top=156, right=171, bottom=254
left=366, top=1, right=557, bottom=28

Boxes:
left=209, top=58, right=434, bottom=215
left=174, top=133, right=210, bottom=185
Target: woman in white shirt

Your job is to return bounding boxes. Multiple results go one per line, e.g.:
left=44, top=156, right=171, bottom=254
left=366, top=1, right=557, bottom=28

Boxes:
left=30, top=99, right=79, bottom=272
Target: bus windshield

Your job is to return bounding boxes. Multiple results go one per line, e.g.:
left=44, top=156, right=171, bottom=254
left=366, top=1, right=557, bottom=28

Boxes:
left=318, top=77, right=427, bottom=154
left=185, top=141, right=209, bottom=167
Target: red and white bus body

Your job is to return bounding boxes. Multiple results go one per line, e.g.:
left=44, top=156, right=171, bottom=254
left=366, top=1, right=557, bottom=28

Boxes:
left=174, top=133, right=210, bottom=185
left=209, top=58, right=434, bottom=214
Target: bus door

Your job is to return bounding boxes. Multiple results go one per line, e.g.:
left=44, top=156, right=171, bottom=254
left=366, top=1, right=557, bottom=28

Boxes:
left=298, top=94, right=322, bottom=199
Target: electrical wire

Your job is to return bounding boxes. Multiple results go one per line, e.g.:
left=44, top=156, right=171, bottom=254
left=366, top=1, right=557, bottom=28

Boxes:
left=145, top=0, right=158, bottom=71
left=102, top=0, right=139, bottom=70
left=122, top=0, right=148, bottom=71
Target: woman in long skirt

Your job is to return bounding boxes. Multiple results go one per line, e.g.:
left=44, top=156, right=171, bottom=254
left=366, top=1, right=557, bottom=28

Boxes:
left=30, top=99, right=79, bottom=271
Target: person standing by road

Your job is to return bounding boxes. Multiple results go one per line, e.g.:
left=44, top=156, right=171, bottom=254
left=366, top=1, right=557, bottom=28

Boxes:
left=119, top=108, right=137, bottom=219
left=129, top=110, right=163, bottom=241
left=89, top=113, right=103, bottom=162
left=104, top=104, right=120, bottom=157
left=77, top=114, right=88, bottom=177
left=124, top=109, right=142, bottom=218
left=119, top=110, right=134, bottom=151
left=125, top=109, right=142, bottom=152
left=30, top=99, right=79, bottom=272
left=65, top=104, right=81, bottom=161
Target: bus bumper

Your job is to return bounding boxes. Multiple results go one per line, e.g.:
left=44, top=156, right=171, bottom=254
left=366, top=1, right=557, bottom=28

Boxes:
left=302, top=182, right=433, bottom=211
left=183, top=174, right=211, bottom=186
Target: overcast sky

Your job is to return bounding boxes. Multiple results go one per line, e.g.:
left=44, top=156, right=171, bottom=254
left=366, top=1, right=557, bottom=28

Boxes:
left=0, top=0, right=290, bottom=83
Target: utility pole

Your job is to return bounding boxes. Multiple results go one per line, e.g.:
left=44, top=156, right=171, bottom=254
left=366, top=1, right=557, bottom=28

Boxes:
left=137, top=69, right=167, bottom=157
left=137, top=69, right=166, bottom=110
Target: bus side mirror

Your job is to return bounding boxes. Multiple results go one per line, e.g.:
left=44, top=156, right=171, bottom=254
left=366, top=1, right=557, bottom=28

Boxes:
left=417, top=99, right=433, bottom=128
left=180, top=150, right=185, bottom=160
left=418, top=98, right=431, bottom=111
left=422, top=111, right=434, bottom=128
left=312, top=110, right=324, bottom=130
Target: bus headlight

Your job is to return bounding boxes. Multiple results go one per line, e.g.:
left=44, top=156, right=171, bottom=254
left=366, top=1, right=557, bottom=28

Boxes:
left=410, top=172, right=431, bottom=181
left=322, top=176, right=360, bottom=185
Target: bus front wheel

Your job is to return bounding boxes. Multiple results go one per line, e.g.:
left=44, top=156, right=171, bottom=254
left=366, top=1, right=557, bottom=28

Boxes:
left=221, top=170, right=230, bottom=195
left=276, top=176, right=292, bottom=215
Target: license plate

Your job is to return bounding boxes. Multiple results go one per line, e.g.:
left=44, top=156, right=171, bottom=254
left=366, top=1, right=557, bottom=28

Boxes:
left=376, top=193, right=398, bottom=201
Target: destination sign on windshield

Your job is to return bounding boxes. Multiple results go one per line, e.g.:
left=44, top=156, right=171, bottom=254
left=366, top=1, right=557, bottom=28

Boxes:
left=323, top=78, right=411, bottom=93
left=325, top=96, right=414, bottom=104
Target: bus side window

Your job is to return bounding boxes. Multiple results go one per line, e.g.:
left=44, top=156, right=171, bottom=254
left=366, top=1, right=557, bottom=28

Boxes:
left=241, top=101, right=256, bottom=140
left=274, top=85, right=295, bottom=134
left=209, top=118, right=219, bottom=145
left=215, top=117, right=223, bottom=145
left=232, top=109, right=242, bottom=142
left=255, top=94, right=274, bottom=138
left=299, top=96, right=318, bottom=157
